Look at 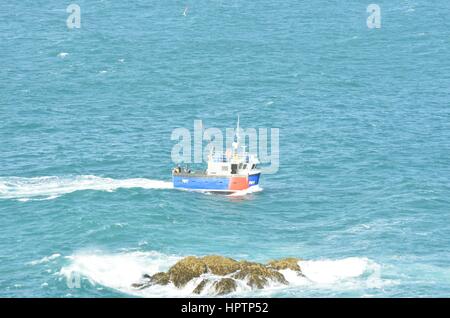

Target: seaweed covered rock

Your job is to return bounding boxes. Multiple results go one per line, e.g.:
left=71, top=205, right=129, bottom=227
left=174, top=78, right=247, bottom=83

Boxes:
left=132, top=255, right=303, bottom=294
left=151, top=272, right=170, bottom=285
left=131, top=272, right=170, bottom=289
left=193, top=279, right=210, bottom=294
left=201, top=255, right=241, bottom=276
left=131, top=282, right=147, bottom=289
left=165, top=255, right=242, bottom=288
left=167, top=256, right=208, bottom=288
left=213, top=278, right=238, bottom=295
left=267, top=257, right=302, bottom=272
left=233, top=261, right=288, bottom=289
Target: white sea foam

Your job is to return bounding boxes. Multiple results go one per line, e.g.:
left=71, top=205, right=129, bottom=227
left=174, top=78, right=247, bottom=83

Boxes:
left=0, top=175, right=264, bottom=200
left=0, top=175, right=173, bottom=200
left=57, top=52, right=69, bottom=59
left=298, top=258, right=368, bottom=284
left=59, top=251, right=387, bottom=297
left=227, top=185, right=263, bottom=197
left=60, top=251, right=183, bottom=297
left=29, top=253, right=61, bottom=266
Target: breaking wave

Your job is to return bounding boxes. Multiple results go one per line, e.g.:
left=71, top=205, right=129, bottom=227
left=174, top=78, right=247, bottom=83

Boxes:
left=59, top=251, right=388, bottom=297
left=29, top=253, right=61, bottom=266
left=0, top=175, right=173, bottom=201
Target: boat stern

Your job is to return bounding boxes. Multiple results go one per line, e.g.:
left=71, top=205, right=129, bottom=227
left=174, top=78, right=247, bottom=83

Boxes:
left=248, top=172, right=260, bottom=187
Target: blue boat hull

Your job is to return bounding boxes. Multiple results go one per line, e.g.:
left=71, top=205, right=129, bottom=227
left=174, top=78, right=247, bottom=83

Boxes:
left=173, top=173, right=260, bottom=192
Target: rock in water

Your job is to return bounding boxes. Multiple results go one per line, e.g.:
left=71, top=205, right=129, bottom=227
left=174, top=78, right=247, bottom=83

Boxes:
left=267, top=258, right=302, bottom=272
left=193, top=279, right=209, bottom=294
left=132, top=255, right=303, bottom=294
left=151, top=272, right=170, bottom=285
left=232, top=261, right=288, bottom=289
left=167, top=256, right=208, bottom=288
left=201, top=255, right=241, bottom=275
left=131, top=272, right=169, bottom=289
left=213, top=278, right=238, bottom=295
left=131, top=282, right=147, bottom=289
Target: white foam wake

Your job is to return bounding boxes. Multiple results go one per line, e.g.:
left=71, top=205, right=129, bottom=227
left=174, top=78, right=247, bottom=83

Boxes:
left=0, top=175, right=173, bottom=200
left=227, top=185, right=263, bottom=197
left=59, top=251, right=388, bottom=297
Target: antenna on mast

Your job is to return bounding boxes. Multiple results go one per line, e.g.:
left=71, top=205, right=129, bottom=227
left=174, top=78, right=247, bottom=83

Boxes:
left=232, top=115, right=240, bottom=152
left=236, top=115, right=240, bottom=143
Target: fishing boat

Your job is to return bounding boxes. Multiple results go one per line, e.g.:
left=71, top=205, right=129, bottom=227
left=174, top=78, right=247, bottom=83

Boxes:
left=172, top=118, right=261, bottom=193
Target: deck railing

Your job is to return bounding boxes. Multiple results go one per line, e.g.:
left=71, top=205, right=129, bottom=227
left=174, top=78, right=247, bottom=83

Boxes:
left=210, top=154, right=251, bottom=163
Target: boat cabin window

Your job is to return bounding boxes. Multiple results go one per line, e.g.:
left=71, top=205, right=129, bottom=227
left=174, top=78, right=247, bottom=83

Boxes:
left=251, top=164, right=256, bottom=169
left=231, top=164, right=238, bottom=174
left=243, top=164, right=247, bottom=169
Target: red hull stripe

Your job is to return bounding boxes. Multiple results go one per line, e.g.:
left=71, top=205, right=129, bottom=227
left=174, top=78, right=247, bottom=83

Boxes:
left=229, top=176, right=248, bottom=190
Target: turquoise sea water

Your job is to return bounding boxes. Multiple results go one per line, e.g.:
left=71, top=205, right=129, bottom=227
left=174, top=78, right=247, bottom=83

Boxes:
left=1, top=1, right=450, bottom=297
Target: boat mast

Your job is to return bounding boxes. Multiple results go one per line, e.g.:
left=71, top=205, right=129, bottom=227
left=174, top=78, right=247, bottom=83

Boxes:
left=232, top=115, right=240, bottom=157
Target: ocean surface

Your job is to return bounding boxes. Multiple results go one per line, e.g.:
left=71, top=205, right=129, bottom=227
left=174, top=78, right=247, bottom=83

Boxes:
left=1, top=0, right=450, bottom=297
